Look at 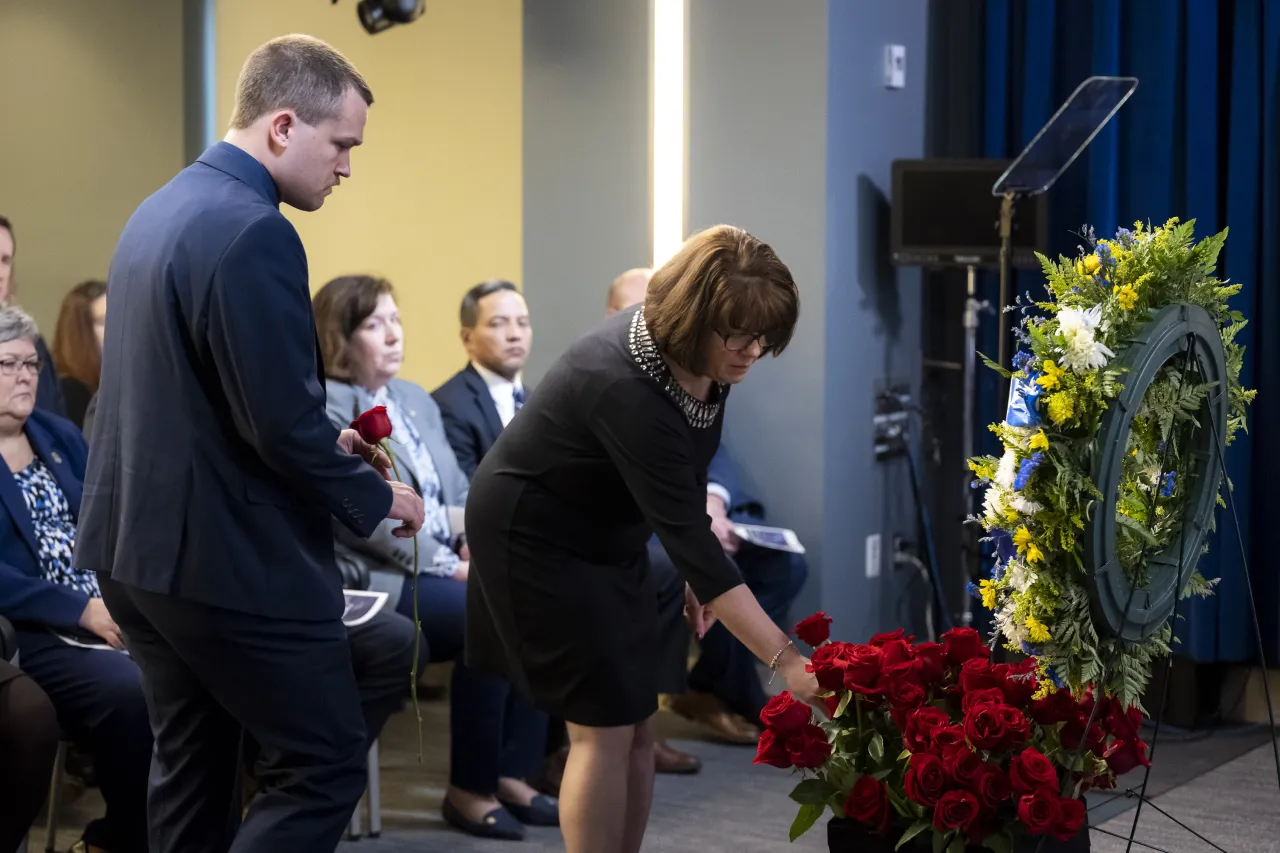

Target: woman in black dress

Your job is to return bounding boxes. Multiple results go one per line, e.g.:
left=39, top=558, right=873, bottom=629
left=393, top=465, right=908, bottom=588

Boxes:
left=466, top=225, right=822, bottom=852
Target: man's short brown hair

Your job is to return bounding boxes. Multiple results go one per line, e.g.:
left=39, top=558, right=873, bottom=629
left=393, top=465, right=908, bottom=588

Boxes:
left=313, top=274, right=395, bottom=380
left=645, top=225, right=800, bottom=375
left=229, top=34, right=373, bottom=130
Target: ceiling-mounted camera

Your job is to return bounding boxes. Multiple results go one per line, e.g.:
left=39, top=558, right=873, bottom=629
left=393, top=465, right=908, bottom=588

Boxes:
left=333, top=0, right=425, bottom=35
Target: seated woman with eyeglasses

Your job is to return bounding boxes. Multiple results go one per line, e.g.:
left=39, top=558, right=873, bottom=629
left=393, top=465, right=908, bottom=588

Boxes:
left=0, top=306, right=151, bottom=853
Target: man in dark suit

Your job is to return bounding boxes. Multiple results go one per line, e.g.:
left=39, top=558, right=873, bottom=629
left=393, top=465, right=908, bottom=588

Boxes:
left=77, top=36, right=425, bottom=853
left=431, top=280, right=531, bottom=478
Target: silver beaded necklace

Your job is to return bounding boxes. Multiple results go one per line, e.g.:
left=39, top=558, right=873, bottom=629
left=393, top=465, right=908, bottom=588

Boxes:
left=628, top=306, right=724, bottom=429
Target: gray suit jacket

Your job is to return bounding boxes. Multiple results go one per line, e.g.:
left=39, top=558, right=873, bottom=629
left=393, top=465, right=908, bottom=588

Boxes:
left=325, top=378, right=470, bottom=606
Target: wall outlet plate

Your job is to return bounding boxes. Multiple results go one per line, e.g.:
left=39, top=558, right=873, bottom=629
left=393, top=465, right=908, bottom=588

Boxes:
left=865, top=533, right=882, bottom=579
left=884, top=45, right=906, bottom=89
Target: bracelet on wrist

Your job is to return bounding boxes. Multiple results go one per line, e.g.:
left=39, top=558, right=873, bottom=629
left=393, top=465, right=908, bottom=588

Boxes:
left=767, top=640, right=796, bottom=684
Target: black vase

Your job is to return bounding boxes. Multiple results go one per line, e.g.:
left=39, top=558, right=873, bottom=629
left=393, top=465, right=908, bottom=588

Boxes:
left=827, top=818, right=1090, bottom=853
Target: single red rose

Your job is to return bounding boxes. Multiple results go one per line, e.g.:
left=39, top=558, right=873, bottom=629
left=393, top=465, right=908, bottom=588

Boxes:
left=941, top=626, right=989, bottom=666
left=1009, top=747, right=1059, bottom=795
left=350, top=405, right=393, bottom=445
left=999, top=705, right=1031, bottom=749
left=932, top=789, right=981, bottom=835
left=943, top=747, right=983, bottom=788
left=807, top=642, right=855, bottom=692
left=904, top=752, right=948, bottom=807
left=903, top=706, right=951, bottom=753
left=1052, top=796, right=1086, bottom=841
left=959, top=658, right=1001, bottom=693
left=1108, top=702, right=1145, bottom=741
left=843, top=645, right=885, bottom=697
left=1060, top=714, right=1106, bottom=755
left=879, top=639, right=914, bottom=672
left=962, top=703, right=1011, bottom=752
left=961, top=687, right=1006, bottom=714
left=914, top=642, right=948, bottom=684
left=823, top=693, right=842, bottom=718
left=1103, top=738, right=1151, bottom=776
left=930, top=724, right=968, bottom=756
left=973, top=763, right=1011, bottom=810
left=786, top=724, right=832, bottom=769
left=759, top=690, right=813, bottom=734
left=844, top=775, right=891, bottom=836
left=752, top=728, right=792, bottom=768
left=869, top=628, right=917, bottom=646
left=793, top=612, right=832, bottom=647
left=1029, top=689, right=1078, bottom=726
left=1017, top=788, right=1061, bottom=835
left=887, top=674, right=926, bottom=710
left=998, top=658, right=1040, bottom=707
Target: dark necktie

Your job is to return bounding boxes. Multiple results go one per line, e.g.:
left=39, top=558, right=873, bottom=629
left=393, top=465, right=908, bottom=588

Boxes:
left=513, top=386, right=525, bottom=410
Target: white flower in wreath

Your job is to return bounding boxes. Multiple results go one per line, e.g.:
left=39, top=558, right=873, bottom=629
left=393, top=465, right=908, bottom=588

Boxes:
left=996, top=600, right=1025, bottom=645
left=1010, top=495, right=1044, bottom=515
left=995, top=448, right=1017, bottom=489
left=1006, top=560, right=1037, bottom=594
left=983, top=486, right=1011, bottom=526
left=1057, top=305, right=1115, bottom=373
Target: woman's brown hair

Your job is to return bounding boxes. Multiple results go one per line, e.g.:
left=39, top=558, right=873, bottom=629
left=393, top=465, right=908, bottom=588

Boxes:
left=644, top=224, right=799, bottom=375
left=313, top=274, right=396, bottom=380
left=52, top=279, right=107, bottom=392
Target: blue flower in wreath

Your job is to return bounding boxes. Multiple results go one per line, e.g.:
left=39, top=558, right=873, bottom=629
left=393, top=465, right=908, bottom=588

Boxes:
left=1096, top=241, right=1114, bottom=265
left=967, top=581, right=980, bottom=600
left=1049, top=667, right=1066, bottom=689
left=1014, top=452, right=1045, bottom=490
left=1021, top=641, right=1038, bottom=656
left=1012, top=350, right=1033, bottom=372
left=1160, top=471, right=1176, bottom=498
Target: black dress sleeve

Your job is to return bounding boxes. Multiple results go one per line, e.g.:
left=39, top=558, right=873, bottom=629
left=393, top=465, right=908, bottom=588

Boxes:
left=590, top=377, right=743, bottom=603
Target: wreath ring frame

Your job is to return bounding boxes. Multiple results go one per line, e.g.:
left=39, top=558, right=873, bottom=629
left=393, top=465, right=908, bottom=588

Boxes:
left=1085, top=302, right=1228, bottom=641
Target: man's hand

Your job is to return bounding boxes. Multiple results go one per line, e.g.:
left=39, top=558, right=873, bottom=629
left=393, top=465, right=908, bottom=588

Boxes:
left=338, top=428, right=393, bottom=481
left=388, top=481, right=426, bottom=538
left=79, top=598, right=125, bottom=650
left=707, top=494, right=740, bottom=554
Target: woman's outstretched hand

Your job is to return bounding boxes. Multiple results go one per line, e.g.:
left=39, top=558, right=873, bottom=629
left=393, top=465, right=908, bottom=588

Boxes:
left=683, top=583, right=718, bottom=639
left=778, top=648, right=824, bottom=715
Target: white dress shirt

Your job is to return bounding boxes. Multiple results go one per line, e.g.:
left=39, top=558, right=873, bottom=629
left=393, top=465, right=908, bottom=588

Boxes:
left=472, top=361, right=524, bottom=428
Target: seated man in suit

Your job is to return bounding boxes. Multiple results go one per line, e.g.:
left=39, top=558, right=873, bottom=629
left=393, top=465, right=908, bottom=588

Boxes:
left=432, top=280, right=531, bottom=479
left=608, top=268, right=809, bottom=736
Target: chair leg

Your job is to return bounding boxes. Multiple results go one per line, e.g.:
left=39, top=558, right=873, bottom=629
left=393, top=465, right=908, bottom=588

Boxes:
left=44, top=741, right=66, bottom=853
left=366, top=740, right=381, bottom=838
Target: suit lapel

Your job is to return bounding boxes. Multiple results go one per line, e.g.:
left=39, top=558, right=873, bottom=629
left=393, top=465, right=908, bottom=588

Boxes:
left=28, top=423, right=83, bottom=521
left=465, top=365, right=505, bottom=444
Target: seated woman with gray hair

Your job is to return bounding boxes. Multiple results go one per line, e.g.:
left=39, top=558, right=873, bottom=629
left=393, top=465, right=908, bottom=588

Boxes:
left=314, top=275, right=553, bottom=840
left=0, top=306, right=150, bottom=853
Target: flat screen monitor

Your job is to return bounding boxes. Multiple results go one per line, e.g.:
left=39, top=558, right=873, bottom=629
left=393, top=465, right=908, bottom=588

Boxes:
left=890, top=159, right=1048, bottom=269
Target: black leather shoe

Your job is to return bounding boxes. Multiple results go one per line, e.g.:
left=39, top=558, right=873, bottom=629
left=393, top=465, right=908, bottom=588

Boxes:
left=499, top=793, right=560, bottom=826
left=441, top=797, right=526, bottom=840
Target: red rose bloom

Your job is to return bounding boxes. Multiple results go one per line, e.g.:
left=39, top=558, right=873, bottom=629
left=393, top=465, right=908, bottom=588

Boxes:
left=844, top=775, right=891, bottom=835
left=1108, top=702, right=1145, bottom=741
left=1017, top=788, right=1061, bottom=835
left=887, top=674, right=926, bottom=710
left=943, top=747, right=983, bottom=788
left=869, top=628, right=916, bottom=646
left=878, top=639, right=914, bottom=673
left=808, top=642, right=856, bottom=691
left=998, top=658, right=1040, bottom=707
left=962, top=703, right=1011, bottom=752
left=903, top=706, right=951, bottom=753
left=1052, top=797, right=1086, bottom=841
left=1029, top=689, right=1078, bottom=726
left=913, top=642, right=948, bottom=684
left=823, top=693, right=842, bottom=718
left=904, top=753, right=948, bottom=807
left=752, top=729, right=792, bottom=768
left=350, top=405, right=393, bottom=444
left=759, top=690, right=813, bottom=734
left=973, top=763, right=1011, bottom=810
left=941, top=627, right=989, bottom=666
left=999, top=705, right=1031, bottom=749
left=933, top=789, right=981, bottom=836
left=793, top=612, right=832, bottom=647
left=1060, top=715, right=1106, bottom=755
left=1103, top=738, right=1151, bottom=776
left=960, top=687, right=1006, bottom=714
left=786, top=724, right=832, bottom=769
left=843, top=645, right=885, bottom=697
left=1009, top=747, right=1059, bottom=795
left=930, top=724, right=968, bottom=756
left=959, top=658, right=1001, bottom=693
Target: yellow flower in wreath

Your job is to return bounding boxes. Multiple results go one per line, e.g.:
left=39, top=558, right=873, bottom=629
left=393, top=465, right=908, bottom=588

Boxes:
left=1030, top=430, right=1049, bottom=451
left=1026, top=543, right=1045, bottom=564
left=1113, top=283, right=1138, bottom=310
left=979, top=579, right=999, bottom=610
left=1082, top=254, right=1101, bottom=275
left=1025, top=616, right=1052, bottom=643
left=1036, top=360, right=1065, bottom=391
left=1013, top=525, right=1033, bottom=552
left=1046, top=392, right=1074, bottom=425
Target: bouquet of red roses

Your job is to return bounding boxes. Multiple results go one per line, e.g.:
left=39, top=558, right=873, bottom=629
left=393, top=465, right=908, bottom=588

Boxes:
left=755, top=614, right=1150, bottom=852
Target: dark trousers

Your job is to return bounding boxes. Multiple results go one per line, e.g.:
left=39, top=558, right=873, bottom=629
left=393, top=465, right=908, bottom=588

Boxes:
left=398, top=574, right=547, bottom=794
left=16, top=629, right=152, bottom=853
left=346, top=608, right=424, bottom=749
left=0, top=661, right=60, bottom=853
left=101, top=577, right=368, bottom=853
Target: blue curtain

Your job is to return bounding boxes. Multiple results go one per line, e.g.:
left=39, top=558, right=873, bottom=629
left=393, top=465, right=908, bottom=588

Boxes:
left=979, top=0, right=1280, bottom=663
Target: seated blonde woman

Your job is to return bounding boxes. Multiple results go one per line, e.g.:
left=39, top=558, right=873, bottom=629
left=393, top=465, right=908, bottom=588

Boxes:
left=314, top=275, right=554, bottom=840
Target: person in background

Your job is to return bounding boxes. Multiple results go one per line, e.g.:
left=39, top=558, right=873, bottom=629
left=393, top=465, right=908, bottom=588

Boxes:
left=53, top=279, right=107, bottom=429
left=0, top=657, right=59, bottom=852
left=0, top=215, right=67, bottom=418
left=431, top=280, right=531, bottom=479
left=316, top=274, right=554, bottom=841
left=0, top=306, right=151, bottom=853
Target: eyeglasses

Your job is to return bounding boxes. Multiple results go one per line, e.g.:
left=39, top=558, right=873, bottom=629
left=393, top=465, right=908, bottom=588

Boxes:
left=716, top=330, right=779, bottom=354
left=0, top=358, right=41, bottom=376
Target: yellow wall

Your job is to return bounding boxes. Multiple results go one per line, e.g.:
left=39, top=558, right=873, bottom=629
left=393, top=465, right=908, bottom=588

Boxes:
left=0, top=0, right=185, bottom=337
left=214, top=0, right=523, bottom=390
